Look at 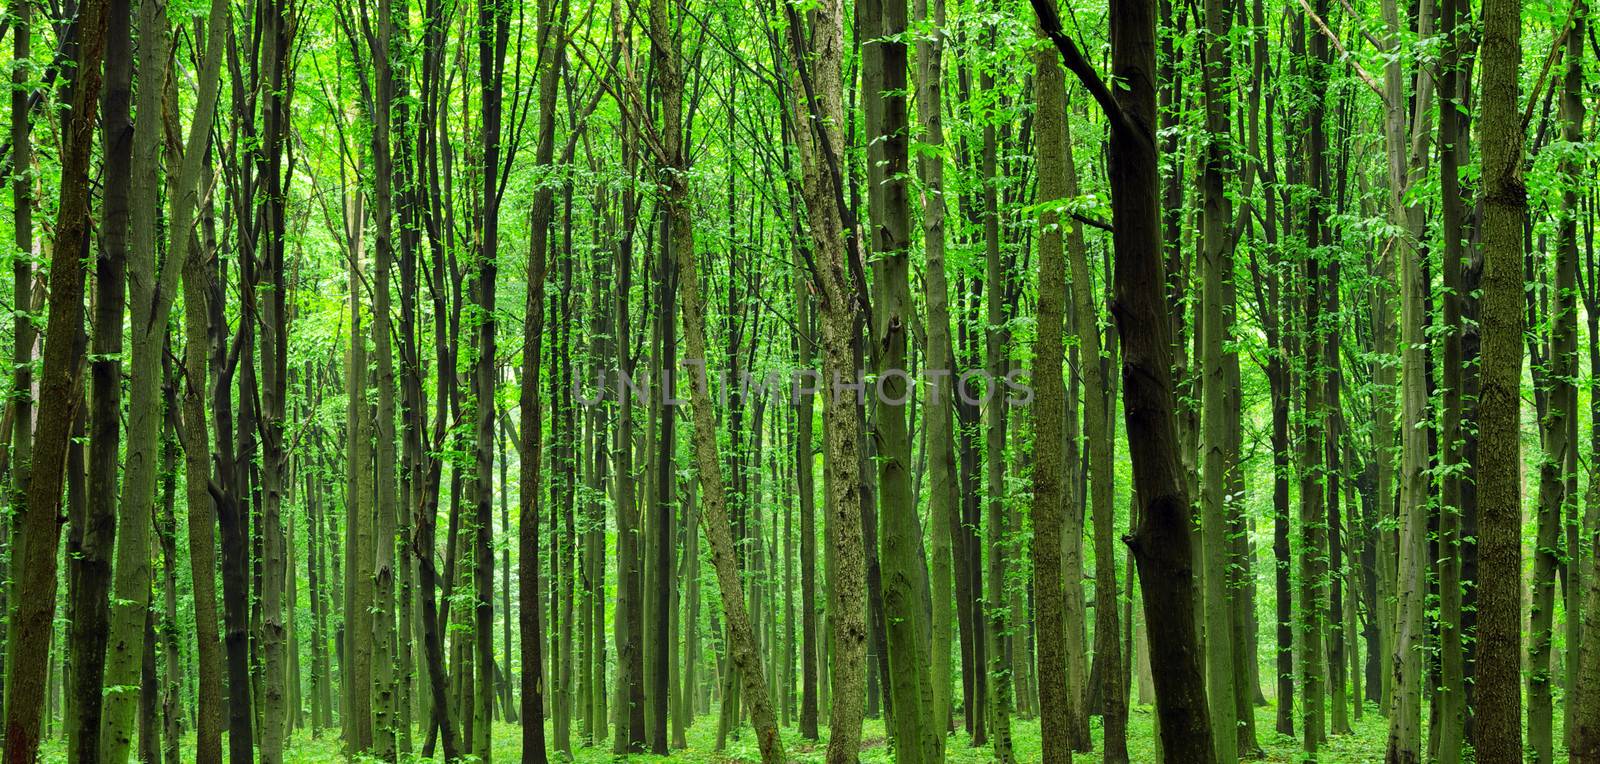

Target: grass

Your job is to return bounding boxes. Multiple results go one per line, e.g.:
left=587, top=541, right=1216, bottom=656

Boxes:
left=40, top=699, right=1425, bottom=762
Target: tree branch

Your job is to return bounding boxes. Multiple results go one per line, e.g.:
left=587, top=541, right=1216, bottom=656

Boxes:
left=1028, top=0, right=1143, bottom=145
left=1293, top=0, right=1387, bottom=101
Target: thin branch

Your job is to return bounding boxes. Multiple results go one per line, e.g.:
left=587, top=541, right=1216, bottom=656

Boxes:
left=1028, top=0, right=1144, bottom=145
left=1293, top=0, right=1386, bottom=101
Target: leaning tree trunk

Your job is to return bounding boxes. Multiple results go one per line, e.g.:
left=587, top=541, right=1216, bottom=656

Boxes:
left=2, top=0, right=105, bottom=754
left=655, top=1, right=784, bottom=757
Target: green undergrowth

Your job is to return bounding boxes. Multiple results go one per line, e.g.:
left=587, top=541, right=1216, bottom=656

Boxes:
left=42, top=699, right=1545, bottom=762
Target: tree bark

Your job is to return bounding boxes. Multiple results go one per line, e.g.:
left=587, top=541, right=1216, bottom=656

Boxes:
left=1, top=0, right=104, bottom=754
left=914, top=0, right=956, bottom=742
left=1475, top=0, right=1528, bottom=754
left=1031, top=0, right=1217, bottom=759
left=861, top=0, right=939, bottom=757
left=1030, top=22, right=1077, bottom=762
left=1198, top=0, right=1237, bottom=753
left=785, top=0, right=870, bottom=758
left=71, top=0, right=133, bottom=751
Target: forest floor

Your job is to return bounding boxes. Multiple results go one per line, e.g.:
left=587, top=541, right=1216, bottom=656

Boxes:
left=38, top=700, right=1480, bottom=762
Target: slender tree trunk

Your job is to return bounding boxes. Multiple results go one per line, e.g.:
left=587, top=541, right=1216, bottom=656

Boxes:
left=1561, top=6, right=1587, bottom=738
left=2, top=0, right=36, bottom=731
left=345, top=208, right=374, bottom=757
left=158, top=367, right=183, bottom=764
left=1476, top=0, right=1528, bottom=753
left=653, top=3, right=784, bottom=757
left=368, top=0, right=400, bottom=756
left=515, top=0, right=561, bottom=760
left=1031, top=22, right=1078, bottom=762
left=1530, top=6, right=1580, bottom=756
left=785, top=0, right=870, bottom=757
left=72, top=0, right=133, bottom=751
left=1198, top=0, right=1237, bottom=753
left=1575, top=96, right=1600, bottom=762
left=976, top=64, right=1016, bottom=761
left=914, top=0, right=956, bottom=742
left=1, top=0, right=104, bottom=753
left=794, top=258, right=822, bottom=743
left=473, top=0, right=510, bottom=753
left=1033, top=0, right=1217, bottom=759
left=647, top=86, right=676, bottom=750
left=1572, top=12, right=1600, bottom=760
left=174, top=11, right=231, bottom=753
left=860, top=0, right=939, bottom=757
left=247, top=3, right=293, bottom=760
left=1434, top=19, right=1469, bottom=734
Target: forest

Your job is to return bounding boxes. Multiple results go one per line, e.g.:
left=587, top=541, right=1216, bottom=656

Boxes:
left=0, top=0, right=1584, bottom=758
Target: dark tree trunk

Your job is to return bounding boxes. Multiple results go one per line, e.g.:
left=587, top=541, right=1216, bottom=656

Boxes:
left=2, top=0, right=105, bottom=753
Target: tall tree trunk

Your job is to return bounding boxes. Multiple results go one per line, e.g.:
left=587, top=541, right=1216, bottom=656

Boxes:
left=1476, top=0, right=1528, bottom=754
left=1571, top=9, right=1600, bottom=760
left=1, top=0, right=104, bottom=753
left=647, top=87, right=676, bottom=752
left=174, top=12, right=230, bottom=757
left=2, top=0, right=37, bottom=729
left=71, top=0, right=133, bottom=751
left=247, top=2, right=293, bottom=760
left=652, top=3, right=784, bottom=758
left=1531, top=4, right=1580, bottom=757
left=914, top=0, right=955, bottom=742
left=1032, top=0, right=1217, bottom=759
left=1063, top=86, right=1130, bottom=764
left=861, top=0, right=939, bottom=757
left=1031, top=21, right=1078, bottom=762
left=785, top=0, right=870, bottom=757
left=1298, top=4, right=1331, bottom=753
left=158, top=374, right=182, bottom=764
left=514, top=1, right=560, bottom=760
left=344, top=207, right=374, bottom=757
left=409, top=0, right=462, bottom=754
left=473, top=0, right=510, bottom=753
left=1198, top=0, right=1237, bottom=753
left=369, top=0, right=400, bottom=756
left=978, top=63, right=1015, bottom=761
left=1560, top=7, right=1587, bottom=742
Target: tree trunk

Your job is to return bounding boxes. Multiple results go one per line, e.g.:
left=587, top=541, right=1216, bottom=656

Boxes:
left=1475, top=0, right=1528, bottom=754
left=860, top=0, right=939, bottom=757
left=2, top=0, right=37, bottom=732
left=785, top=0, right=870, bottom=758
left=344, top=210, right=374, bottom=757
left=158, top=369, right=184, bottom=764
left=1198, top=0, right=1237, bottom=754
left=1031, top=22, right=1078, bottom=762
left=1, top=0, right=104, bottom=753
left=174, top=11, right=231, bottom=754
left=72, top=0, right=133, bottom=751
left=1032, top=0, right=1217, bottom=759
